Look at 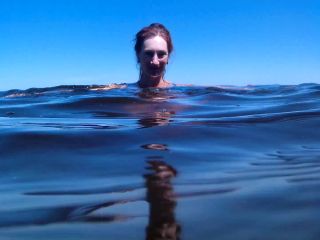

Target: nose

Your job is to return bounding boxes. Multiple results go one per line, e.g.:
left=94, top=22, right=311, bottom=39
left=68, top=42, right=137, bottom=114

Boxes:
left=151, top=54, right=160, bottom=65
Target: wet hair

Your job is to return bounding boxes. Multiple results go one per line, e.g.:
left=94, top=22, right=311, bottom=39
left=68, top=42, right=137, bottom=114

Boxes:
left=134, top=23, right=173, bottom=63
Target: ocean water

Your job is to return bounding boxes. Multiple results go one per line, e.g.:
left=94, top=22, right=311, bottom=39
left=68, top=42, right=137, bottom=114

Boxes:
left=1, top=83, right=320, bottom=240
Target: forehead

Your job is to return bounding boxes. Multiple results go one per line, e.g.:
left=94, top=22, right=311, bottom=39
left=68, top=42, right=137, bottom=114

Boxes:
left=142, top=36, right=168, bottom=51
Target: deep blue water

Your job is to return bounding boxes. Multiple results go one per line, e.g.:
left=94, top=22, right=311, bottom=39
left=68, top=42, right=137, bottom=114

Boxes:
left=1, top=83, right=320, bottom=240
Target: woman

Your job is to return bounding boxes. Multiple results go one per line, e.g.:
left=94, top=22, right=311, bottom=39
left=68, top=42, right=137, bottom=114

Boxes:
left=135, top=23, right=174, bottom=88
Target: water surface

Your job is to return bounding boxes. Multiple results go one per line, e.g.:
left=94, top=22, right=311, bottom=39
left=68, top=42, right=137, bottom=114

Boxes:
left=1, top=83, right=320, bottom=240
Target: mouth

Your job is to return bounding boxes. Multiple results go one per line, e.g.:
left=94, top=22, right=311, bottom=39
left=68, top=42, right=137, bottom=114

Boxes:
left=148, top=67, right=163, bottom=76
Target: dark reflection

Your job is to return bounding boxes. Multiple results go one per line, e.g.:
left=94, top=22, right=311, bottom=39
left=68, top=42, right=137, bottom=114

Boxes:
left=144, top=156, right=181, bottom=240
left=141, top=143, right=169, bottom=151
left=137, top=88, right=176, bottom=100
left=137, top=88, right=176, bottom=128
left=138, top=111, right=175, bottom=128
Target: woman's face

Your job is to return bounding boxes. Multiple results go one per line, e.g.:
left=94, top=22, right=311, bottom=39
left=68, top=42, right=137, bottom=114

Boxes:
left=138, top=36, right=169, bottom=78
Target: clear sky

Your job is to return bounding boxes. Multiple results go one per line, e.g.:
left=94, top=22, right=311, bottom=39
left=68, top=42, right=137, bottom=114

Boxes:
left=0, top=0, right=319, bottom=90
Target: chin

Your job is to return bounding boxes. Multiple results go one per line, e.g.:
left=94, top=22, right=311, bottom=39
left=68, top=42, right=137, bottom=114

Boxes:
left=147, top=71, right=164, bottom=78
left=149, top=75, right=162, bottom=79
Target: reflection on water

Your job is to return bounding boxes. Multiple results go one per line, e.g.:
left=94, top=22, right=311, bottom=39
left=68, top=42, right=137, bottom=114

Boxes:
left=141, top=141, right=181, bottom=240
left=137, top=88, right=177, bottom=101
left=138, top=110, right=174, bottom=128
left=139, top=90, right=180, bottom=239
left=144, top=157, right=181, bottom=240
left=142, top=144, right=169, bottom=151
left=137, top=88, right=178, bottom=128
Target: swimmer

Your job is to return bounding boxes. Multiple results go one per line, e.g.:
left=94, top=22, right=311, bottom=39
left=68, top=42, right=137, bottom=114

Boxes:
left=135, top=23, right=173, bottom=88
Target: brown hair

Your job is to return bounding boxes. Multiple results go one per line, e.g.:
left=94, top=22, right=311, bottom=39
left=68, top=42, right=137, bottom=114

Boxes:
left=134, top=23, right=173, bottom=63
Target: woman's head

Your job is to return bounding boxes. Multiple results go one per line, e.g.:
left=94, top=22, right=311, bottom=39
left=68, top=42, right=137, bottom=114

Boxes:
left=135, top=23, right=173, bottom=87
left=134, top=23, right=173, bottom=63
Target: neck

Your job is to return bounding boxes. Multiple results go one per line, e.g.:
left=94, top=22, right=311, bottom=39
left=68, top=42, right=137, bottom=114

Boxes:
left=138, top=73, right=169, bottom=88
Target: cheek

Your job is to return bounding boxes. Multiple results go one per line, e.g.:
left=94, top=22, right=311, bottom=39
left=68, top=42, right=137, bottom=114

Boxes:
left=160, top=59, right=168, bottom=66
left=140, top=60, right=148, bottom=69
left=138, top=52, right=145, bottom=64
left=139, top=56, right=149, bottom=66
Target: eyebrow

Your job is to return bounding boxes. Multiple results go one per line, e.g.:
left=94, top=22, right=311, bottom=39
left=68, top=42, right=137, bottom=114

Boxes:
left=144, top=50, right=168, bottom=55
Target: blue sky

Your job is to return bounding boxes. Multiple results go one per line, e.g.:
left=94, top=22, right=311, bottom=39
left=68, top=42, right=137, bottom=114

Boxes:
left=0, top=0, right=319, bottom=90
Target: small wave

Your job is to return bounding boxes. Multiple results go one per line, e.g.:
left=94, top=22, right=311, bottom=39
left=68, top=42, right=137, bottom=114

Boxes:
left=2, top=84, right=127, bottom=98
left=1, top=83, right=320, bottom=123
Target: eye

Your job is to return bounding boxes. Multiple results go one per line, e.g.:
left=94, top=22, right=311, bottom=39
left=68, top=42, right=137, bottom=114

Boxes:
left=144, top=51, right=154, bottom=58
left=157, top=51, right=168, bottom=59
